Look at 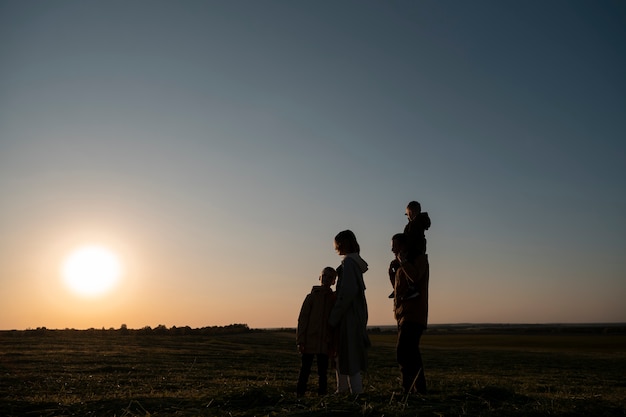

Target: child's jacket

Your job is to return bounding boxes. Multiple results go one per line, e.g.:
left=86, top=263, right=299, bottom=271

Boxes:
left=297, top=286, right=336, bottom=355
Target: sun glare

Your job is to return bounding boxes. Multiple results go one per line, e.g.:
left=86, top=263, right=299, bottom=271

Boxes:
left=62, top=246, right=122, bottom=297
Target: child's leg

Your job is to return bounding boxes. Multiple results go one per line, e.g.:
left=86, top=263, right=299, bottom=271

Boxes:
left=389, top=259, right=399, bottom=298
left=389, top=260, right=398, bottom=287
left=297, top=353, right=314, bottom=396
left=316, top=354, right=329, bottom=395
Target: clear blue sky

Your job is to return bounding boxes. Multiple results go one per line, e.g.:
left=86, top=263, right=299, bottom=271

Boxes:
left=1, top=1, right=624, bottom=329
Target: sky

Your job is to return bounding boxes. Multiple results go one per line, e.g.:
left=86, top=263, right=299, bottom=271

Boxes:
left=1, top=1, right=625, bottom=330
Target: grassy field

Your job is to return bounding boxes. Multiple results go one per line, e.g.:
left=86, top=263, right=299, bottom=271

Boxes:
left=1, top=328, right=625, bottom=416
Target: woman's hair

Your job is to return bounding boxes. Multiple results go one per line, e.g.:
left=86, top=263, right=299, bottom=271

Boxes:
left=334, top=229, right=360, bottom=254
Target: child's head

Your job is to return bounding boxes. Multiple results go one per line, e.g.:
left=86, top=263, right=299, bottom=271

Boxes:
left=406, top=201, right=421, bottom=221
left=320, top=267, right=337, bottom=287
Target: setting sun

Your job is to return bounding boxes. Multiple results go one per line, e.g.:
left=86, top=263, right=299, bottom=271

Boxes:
left=62, top=246, right=123, bottom=297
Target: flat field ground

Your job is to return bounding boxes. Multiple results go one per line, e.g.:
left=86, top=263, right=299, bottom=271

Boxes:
left=1, top=329, right=625, bottom=416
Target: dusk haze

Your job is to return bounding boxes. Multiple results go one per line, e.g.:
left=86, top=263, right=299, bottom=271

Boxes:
left=1, top=1, right=624, bottom=330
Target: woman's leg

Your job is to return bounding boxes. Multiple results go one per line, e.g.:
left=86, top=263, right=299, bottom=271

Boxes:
left=349, top=372, right=363, bottom=394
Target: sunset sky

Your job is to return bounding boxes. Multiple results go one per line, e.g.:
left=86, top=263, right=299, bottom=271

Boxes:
left=1, top=1, right=624, bottom=330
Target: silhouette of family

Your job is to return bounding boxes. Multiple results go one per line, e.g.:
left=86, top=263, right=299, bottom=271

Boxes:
left=296, top=201, right=431, bottom=397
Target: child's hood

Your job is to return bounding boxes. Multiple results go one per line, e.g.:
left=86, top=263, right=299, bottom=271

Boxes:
left=310, top=285, right=333, bottom=294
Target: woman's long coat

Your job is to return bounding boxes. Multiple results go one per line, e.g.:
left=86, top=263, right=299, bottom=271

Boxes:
left=328, top=253, right=370, bottom=375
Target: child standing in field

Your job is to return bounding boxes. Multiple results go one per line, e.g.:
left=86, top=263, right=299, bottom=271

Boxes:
left=296, top=267, right=337, bottom=397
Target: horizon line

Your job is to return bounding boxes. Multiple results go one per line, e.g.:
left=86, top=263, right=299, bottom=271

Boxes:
left=5, top=322, right=625, bottom=332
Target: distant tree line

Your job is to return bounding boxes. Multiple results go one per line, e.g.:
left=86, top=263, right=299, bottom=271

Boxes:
left=6, top=324, right=251, bottom=336
left=123, top=323, right=251, bottom=335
